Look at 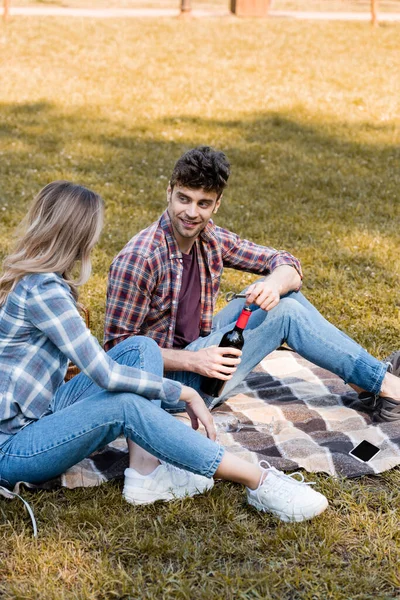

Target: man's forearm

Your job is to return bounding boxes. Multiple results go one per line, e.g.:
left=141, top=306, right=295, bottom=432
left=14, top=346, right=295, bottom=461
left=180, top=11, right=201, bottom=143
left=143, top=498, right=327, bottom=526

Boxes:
left=161, top=347, right=197, bottom=372
left=268, top=265, right=302, bottom=295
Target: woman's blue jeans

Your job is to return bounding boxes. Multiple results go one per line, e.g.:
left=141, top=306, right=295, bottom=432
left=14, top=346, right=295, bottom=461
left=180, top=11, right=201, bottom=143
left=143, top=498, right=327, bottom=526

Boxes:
left=166, top=291, right=389, bottom=410
left=0, top=337, right=224, bottom=487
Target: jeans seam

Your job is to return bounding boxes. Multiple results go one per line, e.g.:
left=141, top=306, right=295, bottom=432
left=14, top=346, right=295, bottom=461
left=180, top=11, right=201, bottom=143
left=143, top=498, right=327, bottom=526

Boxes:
left=205, top=444, right=225, bottom=478
left=364, top=359, right=388, bottom=395
left=61, top=378, right=94, bottom=406
left=2, top=422, right=119, bottom=458
left=109, top=345, right=143, bottom=368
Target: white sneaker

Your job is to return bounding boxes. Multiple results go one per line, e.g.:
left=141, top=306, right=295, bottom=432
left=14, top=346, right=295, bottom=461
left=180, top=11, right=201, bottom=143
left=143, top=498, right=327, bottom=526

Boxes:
left=123, top=462, right=214, bottom=505
left=246, top=461, right=328, bottom=522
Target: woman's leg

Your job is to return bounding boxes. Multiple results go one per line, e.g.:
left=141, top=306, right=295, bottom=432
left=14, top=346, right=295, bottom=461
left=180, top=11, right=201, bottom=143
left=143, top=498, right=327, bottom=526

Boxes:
left=54, top=336, right=163, bottom=474
left=0, top=389, right=223, bottom=487
left=0, top=389, right=328, bottom=522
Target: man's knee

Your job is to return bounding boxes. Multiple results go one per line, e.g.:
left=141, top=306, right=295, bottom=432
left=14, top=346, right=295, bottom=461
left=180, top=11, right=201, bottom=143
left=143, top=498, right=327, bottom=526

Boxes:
left=107, top=335, right=159, bottom=358
left=270, top=296, right=305, bottom=319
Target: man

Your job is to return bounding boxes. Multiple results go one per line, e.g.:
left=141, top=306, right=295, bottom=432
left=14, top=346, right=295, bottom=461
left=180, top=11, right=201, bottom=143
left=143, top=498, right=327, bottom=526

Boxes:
left=105, top=146, right=400, bottom=425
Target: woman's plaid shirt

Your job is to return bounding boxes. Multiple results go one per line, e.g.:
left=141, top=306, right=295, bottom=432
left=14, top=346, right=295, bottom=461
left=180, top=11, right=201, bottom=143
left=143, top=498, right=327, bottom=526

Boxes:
left=104, top=211, right=302, bottom=351
left=0, top=273, right=182, bottom=442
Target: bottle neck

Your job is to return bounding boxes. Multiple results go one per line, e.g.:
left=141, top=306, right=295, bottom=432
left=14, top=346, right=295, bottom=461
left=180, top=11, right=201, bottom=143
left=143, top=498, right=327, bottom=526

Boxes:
left=234, top=307, right=251, bottom=331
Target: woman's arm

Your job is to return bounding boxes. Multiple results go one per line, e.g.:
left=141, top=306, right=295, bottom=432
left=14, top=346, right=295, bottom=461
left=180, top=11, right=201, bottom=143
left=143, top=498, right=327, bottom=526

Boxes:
left=26, top=275, right=181, bottom=406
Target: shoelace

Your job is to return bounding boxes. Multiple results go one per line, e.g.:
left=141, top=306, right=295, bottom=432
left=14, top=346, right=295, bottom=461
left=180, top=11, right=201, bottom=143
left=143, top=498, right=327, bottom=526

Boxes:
left=0, top=485, right=38, bottom=537
left=256, top=461, right=315, bottom=504
left=358, top=392, right=381, bottom=411
left=162, top=462, right=190, bottom=487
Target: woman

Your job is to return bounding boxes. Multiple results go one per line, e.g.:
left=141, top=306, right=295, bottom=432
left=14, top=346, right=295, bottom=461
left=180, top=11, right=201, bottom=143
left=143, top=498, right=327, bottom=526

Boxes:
left=0, top=181, right=328, bottom=523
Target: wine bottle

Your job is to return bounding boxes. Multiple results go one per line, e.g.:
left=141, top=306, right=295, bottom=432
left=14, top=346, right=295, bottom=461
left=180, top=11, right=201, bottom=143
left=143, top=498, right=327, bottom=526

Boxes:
left=201, top=306, right=252, bottom=398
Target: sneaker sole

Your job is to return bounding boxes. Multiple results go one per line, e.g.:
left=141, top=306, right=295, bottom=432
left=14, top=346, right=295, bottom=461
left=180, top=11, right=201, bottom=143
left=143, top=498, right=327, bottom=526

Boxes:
left=123, top=481, right=214, bottom=505
left=247, top=496, right=328, bottom=522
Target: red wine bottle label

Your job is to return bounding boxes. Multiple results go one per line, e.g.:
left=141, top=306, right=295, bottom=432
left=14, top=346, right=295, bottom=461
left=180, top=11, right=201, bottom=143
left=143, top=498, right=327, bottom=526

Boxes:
left=236, top=307, right=251, bottom=330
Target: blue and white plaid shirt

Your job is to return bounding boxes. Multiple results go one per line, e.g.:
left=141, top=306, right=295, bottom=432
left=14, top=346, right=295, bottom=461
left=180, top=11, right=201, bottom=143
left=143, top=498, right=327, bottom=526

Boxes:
left=0, top=272, right=182, bottom=443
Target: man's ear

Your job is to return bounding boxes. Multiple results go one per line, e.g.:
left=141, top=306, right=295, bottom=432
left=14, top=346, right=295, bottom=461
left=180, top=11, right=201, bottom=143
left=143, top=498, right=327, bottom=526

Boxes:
left=167, top=184, right=172, bottom=203
left=213, top=196, right=222, bottom=214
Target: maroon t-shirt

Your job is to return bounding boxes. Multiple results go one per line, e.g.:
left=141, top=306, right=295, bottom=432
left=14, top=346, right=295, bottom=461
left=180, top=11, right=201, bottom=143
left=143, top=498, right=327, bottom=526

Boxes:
left=173, top=245, right=201, bottom=349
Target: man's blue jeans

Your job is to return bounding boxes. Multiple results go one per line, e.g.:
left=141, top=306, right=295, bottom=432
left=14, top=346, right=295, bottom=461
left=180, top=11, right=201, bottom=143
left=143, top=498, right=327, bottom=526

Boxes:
left=166, top=291, right=388, bottom=410
left=0, top=337, right=224, bottom=487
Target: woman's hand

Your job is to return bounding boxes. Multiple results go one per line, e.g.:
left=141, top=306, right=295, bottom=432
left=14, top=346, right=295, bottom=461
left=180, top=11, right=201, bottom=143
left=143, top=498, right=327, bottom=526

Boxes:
left=179, top=385, right=217, bottom=441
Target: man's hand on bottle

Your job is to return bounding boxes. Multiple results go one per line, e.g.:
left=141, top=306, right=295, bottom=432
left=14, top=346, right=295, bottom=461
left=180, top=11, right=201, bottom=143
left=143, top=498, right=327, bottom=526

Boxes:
left=179, top=385, right=217, bottom=440
left=191, top=346, right=242, bottom=379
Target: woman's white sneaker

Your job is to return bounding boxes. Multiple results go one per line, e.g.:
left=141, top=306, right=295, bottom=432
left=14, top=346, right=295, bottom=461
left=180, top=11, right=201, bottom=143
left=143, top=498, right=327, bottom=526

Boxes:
left=123, top=462, right=214, bottom=505
left=246, top=461, right=328, bottom=522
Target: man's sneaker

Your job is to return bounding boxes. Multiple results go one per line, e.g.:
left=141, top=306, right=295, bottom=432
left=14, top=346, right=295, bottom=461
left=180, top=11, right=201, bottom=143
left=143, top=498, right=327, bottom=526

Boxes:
left=375, top=397, right=400, bottom=423
left=357, top=391, right=382, bottom=412
left=123, top=462, right=214, bottom=505
left=386, top=350, right=400, bottom=378
left=358, top=351, right=400, bottom=421
left=246, top=461, right=328, bottom=522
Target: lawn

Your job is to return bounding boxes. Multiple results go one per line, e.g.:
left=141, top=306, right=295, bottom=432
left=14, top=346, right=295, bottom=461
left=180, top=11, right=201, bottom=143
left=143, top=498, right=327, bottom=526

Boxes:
left=1, top=16, right=400, bottom=600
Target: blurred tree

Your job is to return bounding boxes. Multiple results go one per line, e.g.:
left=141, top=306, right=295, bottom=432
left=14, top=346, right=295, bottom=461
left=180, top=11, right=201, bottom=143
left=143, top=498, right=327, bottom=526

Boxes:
left=180, top=0, right=192, bottom=17
left=371, top=0, right=378, bottom=24
left=3, top=0, right=9, bottom=21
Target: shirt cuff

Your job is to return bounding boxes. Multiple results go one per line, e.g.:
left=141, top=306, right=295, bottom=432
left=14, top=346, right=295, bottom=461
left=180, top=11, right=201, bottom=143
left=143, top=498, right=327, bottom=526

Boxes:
left=160, top=379, right=182, bottom=406
left=270, top=253, right=303, bottom=288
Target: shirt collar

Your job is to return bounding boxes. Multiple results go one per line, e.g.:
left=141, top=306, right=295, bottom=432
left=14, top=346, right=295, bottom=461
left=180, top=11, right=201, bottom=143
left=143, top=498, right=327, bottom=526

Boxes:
left=159, top=211, right=182, bottom=259
left=159, top=210, right=215, bottom=258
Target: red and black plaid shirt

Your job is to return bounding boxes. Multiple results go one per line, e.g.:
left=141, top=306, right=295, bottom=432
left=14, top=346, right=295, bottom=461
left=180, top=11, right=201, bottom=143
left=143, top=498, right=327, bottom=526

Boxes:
left=104, top=211, right=302, bottom=351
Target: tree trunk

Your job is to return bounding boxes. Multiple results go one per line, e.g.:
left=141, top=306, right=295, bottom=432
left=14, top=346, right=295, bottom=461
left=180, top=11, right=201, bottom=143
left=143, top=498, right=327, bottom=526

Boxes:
left=371, top=0, right=378, bottom=25
left=3, top=0, right=10, bottom=21
left=179, top=0, right=192, bottom=18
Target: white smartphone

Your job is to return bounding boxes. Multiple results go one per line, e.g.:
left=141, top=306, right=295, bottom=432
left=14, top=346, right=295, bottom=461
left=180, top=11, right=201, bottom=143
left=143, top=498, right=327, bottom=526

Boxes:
left=349, top=440, right=381, bottom=463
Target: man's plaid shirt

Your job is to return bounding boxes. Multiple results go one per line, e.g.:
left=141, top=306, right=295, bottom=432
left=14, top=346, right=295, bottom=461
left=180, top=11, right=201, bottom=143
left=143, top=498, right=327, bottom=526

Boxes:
left=104, top=211, right=302, bottom=351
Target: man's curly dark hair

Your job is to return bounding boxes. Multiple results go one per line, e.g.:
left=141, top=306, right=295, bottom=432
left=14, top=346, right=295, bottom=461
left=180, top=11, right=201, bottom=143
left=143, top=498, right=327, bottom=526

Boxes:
left=170, top=146, right=230, bottom=198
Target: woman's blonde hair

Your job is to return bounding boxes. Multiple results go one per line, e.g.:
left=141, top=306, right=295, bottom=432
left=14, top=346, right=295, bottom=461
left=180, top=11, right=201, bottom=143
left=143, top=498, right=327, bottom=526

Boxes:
left=0, top=181, right=104, bottom=305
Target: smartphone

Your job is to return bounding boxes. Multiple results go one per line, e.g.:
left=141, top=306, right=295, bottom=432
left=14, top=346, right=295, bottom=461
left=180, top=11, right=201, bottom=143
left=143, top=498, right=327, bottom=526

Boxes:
left=349, top=440, right=381, bottom=463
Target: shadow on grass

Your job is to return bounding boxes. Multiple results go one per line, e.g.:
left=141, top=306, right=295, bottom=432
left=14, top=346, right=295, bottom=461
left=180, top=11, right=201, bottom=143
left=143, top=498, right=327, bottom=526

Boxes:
left=1, top=100, right=399, bottom=229
left=1, top=100, right=399, bottom=349
left=1, top=100, right=399, bottom=247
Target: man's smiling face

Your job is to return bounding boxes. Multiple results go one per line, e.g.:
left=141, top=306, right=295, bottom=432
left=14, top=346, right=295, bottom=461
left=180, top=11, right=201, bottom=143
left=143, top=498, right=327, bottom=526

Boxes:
left=167, top=185, right=220, bottom=253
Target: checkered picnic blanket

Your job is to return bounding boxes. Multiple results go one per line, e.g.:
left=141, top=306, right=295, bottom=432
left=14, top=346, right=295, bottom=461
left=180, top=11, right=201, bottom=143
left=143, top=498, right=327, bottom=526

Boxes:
left=213, top=350, right=400, bottom=478
left=5, top=349, right=400, bottom=496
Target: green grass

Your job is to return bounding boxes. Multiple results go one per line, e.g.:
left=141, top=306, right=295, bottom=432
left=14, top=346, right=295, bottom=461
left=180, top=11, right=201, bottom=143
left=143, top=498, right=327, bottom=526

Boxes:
left=1, top=17, right=400, bottom=599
